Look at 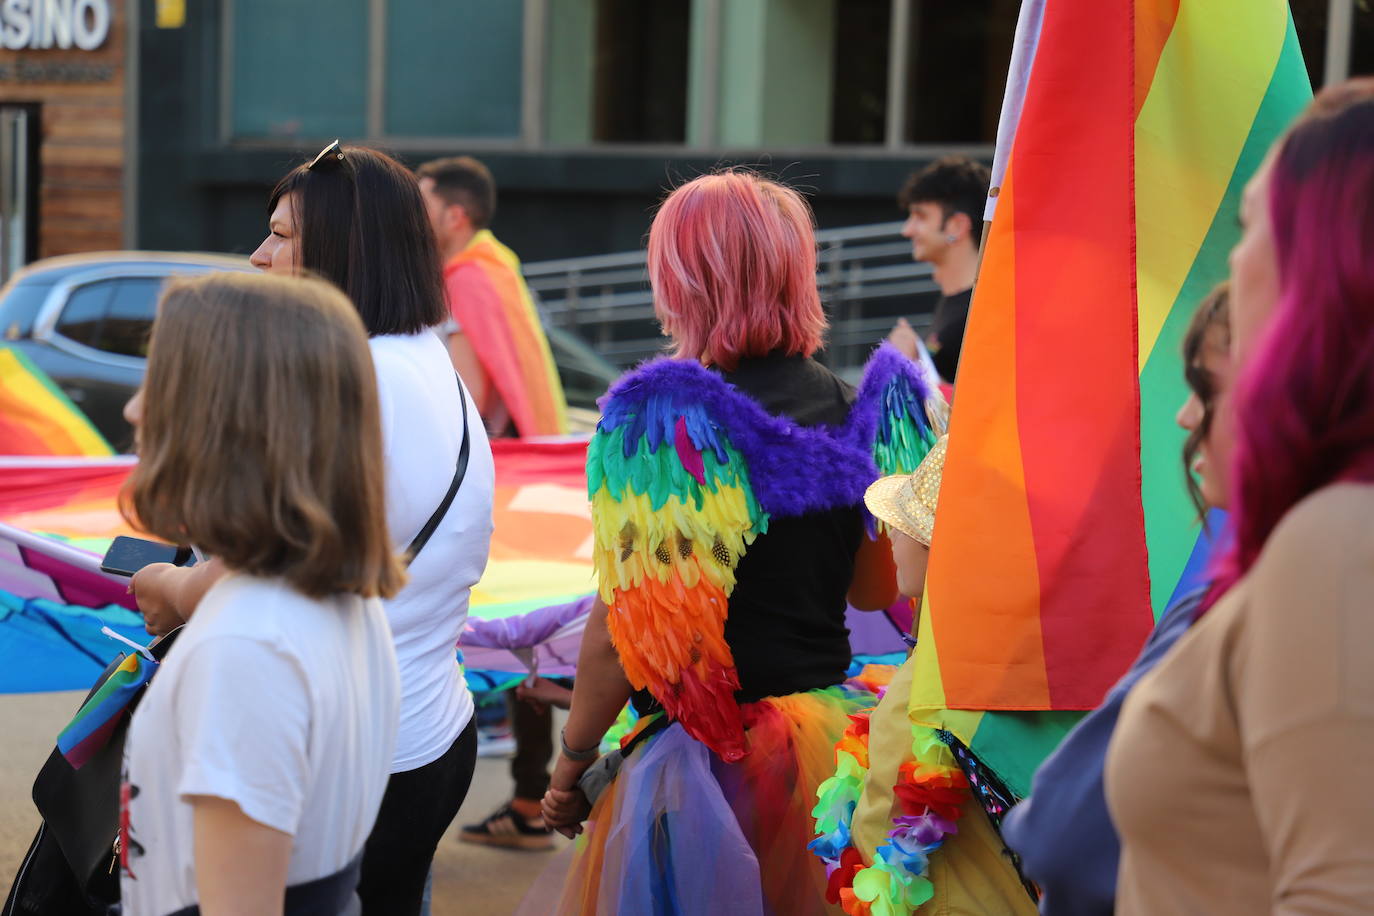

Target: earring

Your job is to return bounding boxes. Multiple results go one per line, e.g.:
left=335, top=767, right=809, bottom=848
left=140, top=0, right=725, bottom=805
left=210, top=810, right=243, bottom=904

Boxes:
left=944, top=234, right=958, bottom=244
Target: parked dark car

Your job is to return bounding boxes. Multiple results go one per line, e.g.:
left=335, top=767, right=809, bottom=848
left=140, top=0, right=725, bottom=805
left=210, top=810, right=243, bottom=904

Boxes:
left=0, top=252, right=618, bottom=451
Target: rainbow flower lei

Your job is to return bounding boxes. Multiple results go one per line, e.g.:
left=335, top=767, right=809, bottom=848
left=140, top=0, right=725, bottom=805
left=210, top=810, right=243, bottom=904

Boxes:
left=810, top=705, right=970, bottom=916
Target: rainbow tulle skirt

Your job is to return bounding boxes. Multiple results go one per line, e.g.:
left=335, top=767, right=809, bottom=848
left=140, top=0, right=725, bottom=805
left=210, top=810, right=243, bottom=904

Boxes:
left=554, top=685, right=874, bottom=916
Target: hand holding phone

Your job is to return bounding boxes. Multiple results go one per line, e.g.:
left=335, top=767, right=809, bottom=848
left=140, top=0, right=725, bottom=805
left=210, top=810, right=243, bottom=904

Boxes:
left=101, top=537, right=197, bottom=577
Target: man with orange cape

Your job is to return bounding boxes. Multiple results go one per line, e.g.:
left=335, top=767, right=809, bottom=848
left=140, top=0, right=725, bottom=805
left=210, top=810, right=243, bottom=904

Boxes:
left=418, top=156, right=568, bottom=438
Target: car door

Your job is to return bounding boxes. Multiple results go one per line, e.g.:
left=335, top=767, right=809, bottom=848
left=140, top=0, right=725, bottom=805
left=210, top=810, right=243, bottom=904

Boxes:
left=33, top=273, right=166, bottom=450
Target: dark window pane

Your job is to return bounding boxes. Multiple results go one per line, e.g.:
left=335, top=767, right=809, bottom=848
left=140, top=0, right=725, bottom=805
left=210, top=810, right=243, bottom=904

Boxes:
left=385, top=0, right=523, bottom=137
left=1292, top=0, right=1330, bottom=88
left=56, top=278, right=160, bottom=358
left=55, top=281, right=112, bottom=349
left=592, top=0, right=689, bottom=143
left=906, top=0, right=1018, bottom=143
left=231, top=0, right=368, bottom=139
left=831, top=0, right=889, bottom=144
left=1352, top=6, right=1374, bottom=79
left=100, top=278, right=162, bottom=358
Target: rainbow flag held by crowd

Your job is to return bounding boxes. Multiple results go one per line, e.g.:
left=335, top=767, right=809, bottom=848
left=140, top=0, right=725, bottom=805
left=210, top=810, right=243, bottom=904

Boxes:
left=0, top=347, right=113, bottom=457
left=0, top=440, right=601, bottom=691
left=910, top=0, right=1312, bottom=794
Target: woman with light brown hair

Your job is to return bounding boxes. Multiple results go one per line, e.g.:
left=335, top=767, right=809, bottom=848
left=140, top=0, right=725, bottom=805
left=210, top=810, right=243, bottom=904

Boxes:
left=117, top=272, right=401, bottom=916
left=138, top=144, right=494, bottom=913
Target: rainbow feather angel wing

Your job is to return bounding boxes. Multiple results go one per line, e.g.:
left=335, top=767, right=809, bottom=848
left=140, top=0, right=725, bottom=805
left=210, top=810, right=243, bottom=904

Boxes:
left=588, top=359, right=883, bottom=761
left=588, top=363, right=765, bottom=761
left=845, top=343, right=947, bottom=526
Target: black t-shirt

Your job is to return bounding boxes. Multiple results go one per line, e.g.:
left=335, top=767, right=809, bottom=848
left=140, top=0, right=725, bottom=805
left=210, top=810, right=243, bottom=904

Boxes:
left=718, top=353, right=863, bottom=702
left=927, top=286, right=972, bottom=385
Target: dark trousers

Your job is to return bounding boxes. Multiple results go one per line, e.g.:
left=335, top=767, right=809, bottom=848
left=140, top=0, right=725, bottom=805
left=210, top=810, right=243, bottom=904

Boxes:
left=509, top=691, right=554, bottom=801
left=358, top=720, right=478, bottom=916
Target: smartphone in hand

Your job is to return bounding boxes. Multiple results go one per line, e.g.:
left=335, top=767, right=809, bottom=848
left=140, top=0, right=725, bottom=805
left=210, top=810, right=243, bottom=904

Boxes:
left=100, top=537, right=197, bottom=577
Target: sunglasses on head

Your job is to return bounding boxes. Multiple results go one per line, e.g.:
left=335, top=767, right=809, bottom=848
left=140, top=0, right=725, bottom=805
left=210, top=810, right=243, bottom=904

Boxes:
left=307, top=139, right=348, bottom=172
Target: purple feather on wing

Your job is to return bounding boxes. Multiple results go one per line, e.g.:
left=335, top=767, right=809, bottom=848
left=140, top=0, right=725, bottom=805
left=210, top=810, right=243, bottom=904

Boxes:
left=675, top=417, right=707, bottom=485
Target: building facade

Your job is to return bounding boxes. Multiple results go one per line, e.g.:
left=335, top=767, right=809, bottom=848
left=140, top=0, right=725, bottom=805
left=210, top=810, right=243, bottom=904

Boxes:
left=1, top=0, right=1370, bottom=276
left=133, top=0, right=1019, bottom=264
left=0, top=0, right=130, bottom=278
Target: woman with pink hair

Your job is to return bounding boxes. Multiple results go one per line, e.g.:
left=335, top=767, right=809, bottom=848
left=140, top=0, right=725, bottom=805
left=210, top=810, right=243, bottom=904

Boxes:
left=537, top=170, right=945, bottom=915
left=1108, top=79, right=1374, bottom=915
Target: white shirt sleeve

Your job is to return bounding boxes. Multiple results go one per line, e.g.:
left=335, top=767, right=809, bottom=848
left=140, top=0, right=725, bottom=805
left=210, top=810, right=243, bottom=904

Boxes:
left=171, top=636, right=312, bottom=836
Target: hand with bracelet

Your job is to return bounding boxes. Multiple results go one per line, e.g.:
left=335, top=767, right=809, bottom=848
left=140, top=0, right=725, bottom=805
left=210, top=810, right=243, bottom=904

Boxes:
left=543, top=728, right=598, bottom=837
left=541, top=597, right=631, bottom=838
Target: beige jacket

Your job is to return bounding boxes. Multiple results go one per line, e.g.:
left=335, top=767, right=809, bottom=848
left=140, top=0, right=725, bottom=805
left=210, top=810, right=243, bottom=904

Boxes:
left=1108, top=484, right=1374, bottom=915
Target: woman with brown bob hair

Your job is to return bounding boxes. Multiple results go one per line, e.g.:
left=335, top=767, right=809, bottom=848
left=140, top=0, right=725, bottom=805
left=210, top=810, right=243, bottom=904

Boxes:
left=139, top=143, right=495, bottom=914
left=118, top=272, right=402, bottom=916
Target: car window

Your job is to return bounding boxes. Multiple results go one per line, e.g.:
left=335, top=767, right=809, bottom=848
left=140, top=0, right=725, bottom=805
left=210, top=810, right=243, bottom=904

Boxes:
left=55, top=277, right=164, bottom=358
left=102, top=278, right=164, bottom=357
left=0, top=280, right=54, bottom=340
left=54, top=281, right=109, bottom=349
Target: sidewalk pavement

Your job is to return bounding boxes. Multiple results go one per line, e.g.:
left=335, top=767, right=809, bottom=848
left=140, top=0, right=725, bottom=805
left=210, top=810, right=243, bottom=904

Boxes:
left=0, top=690, right=566, bottom=916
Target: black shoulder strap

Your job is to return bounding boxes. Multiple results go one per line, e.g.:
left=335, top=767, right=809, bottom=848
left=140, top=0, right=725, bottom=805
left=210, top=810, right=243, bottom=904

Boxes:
left=405, top=376, right=471, bottom=566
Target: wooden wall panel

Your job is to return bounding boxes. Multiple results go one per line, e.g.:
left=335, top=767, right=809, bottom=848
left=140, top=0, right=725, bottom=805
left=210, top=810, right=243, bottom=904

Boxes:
left=0, top=0, right=129, bottom=258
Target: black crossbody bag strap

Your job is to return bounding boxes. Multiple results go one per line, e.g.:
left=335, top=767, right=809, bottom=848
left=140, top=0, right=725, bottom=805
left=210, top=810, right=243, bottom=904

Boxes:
left=405, top=376, right=471, bottom=565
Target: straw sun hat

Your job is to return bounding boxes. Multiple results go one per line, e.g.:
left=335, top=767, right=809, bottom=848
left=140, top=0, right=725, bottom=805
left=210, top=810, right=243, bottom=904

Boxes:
left=863, top=435, right=948, bottom=547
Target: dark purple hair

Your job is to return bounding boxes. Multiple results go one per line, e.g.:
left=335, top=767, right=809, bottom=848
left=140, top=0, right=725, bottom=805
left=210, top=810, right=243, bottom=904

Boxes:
left=1204, top=79, right=1374, bottom=611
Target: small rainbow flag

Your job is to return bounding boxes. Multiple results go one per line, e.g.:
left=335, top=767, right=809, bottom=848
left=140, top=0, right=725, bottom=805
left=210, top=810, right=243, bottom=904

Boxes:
left=444, top=231, right=569, bottom=437
left=56, top=650, right=157, bottom=768
left=910, top=0, right=1312, bottom=793
left=0, top=347, right=112, bottom=457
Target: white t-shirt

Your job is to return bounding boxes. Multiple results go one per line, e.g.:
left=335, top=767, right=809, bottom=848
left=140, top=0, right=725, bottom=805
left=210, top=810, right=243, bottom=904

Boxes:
left=120, top=575, right=400, bottom=916
left=369, top=331, right=494, bottom=771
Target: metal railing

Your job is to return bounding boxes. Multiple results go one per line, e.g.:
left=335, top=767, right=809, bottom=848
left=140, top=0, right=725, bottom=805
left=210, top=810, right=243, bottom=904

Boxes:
left=523, top=220, right=940, bottom=376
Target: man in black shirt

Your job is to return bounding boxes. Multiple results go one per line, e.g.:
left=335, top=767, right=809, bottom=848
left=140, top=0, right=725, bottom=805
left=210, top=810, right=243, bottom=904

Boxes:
left=887, top=156, right=991, bottom=385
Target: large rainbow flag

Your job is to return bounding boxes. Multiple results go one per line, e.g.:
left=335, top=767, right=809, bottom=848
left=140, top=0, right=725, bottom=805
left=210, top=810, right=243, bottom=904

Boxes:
left=443, top=231, right=569, bottom=437
left=0, top=442, right=912, bottom=692
left=0, top=441, right=597, bottom=690
left=910, top=0, right=1311, bottom=793
left=0, top=347, right=113, bottom=457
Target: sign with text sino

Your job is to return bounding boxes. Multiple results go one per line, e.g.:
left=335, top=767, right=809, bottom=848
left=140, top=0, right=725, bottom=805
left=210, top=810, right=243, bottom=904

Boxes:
left=1, top=0, right=111, bottom=51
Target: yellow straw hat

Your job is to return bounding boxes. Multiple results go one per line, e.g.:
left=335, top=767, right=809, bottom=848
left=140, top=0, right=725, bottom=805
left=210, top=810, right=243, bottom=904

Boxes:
left=863, top=435, right=948, bottom=547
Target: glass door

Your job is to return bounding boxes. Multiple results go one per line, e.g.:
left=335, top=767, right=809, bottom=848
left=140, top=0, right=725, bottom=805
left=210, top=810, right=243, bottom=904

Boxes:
left=0, top=104, right=40, bottom=285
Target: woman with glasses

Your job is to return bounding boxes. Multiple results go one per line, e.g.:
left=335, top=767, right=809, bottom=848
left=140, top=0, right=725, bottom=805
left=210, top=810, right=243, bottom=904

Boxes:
left=998, top=284, right=1233, bottom=915
left=133, top=143, right=494, bottom=915
left=254, top=142, right=495, bottom=915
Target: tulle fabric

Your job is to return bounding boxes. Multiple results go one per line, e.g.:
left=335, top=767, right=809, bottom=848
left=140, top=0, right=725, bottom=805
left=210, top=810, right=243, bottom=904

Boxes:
left=554, top=686, right=872, bottom=916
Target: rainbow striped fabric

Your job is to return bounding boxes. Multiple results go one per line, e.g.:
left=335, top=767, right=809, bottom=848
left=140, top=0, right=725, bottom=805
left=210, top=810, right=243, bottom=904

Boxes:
left=0, top=441, right=597, bottom=624
left=443, top=231, right=569, bottom=437
left=909, top=0, right=1311, bottom=793
left=0, top=347, right=112, bottom=457
left=56, top=650, right=156, bottom=768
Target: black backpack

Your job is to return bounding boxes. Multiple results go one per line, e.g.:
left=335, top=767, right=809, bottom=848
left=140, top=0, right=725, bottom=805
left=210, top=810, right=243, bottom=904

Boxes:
left=3, top=627, right=181, bottom=915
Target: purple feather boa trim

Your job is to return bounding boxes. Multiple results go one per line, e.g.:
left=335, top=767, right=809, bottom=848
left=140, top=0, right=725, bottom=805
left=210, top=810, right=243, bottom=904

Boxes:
left=598, top=357, right=880, bottom=518
left=842, top=341, right=938, bottom=444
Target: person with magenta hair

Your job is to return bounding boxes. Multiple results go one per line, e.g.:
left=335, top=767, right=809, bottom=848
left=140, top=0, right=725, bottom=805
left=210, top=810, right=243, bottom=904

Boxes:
left=997, top=283, right=1233, bottom=915
left=133, top=143, right=495, bottom=915
left=535, top=169, right=944, bottom=915
left=1108, top=79, right=1374, bottom=915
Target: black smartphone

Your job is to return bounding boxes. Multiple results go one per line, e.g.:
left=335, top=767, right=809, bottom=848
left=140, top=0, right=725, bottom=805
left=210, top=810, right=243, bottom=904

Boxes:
left=100, top=537, right=197, bottom=577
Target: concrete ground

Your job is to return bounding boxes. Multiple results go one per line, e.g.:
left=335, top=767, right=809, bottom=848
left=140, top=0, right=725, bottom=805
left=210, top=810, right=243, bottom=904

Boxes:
left=0, top=691, right=567, bottom=916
